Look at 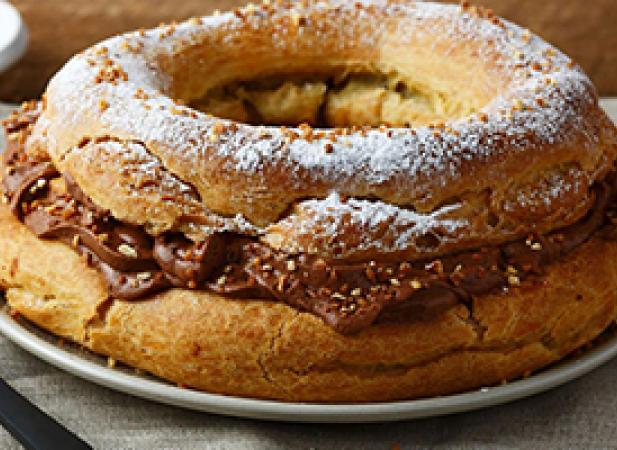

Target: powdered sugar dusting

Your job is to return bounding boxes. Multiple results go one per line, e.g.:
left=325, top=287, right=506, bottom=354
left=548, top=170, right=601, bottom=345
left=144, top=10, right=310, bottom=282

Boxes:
left=266, top=191, right=470, bottom=256
left=47, top=1, right=596, bottom=172
left=37, top=0, right=613, bottom=256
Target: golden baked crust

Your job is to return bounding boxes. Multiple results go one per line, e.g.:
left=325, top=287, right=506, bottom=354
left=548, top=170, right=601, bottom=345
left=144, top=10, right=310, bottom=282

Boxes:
left=27, top=0, right=617, bottom=262
left=2, top=203, right=616, bottom=402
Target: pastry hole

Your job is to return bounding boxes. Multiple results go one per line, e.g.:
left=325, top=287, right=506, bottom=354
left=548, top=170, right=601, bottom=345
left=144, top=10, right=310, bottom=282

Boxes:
left=187, top=69, right=480, bottom=128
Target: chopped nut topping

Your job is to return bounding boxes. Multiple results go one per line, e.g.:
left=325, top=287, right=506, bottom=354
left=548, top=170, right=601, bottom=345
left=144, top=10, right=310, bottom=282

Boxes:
left=425, top=260, right=444, bottom=274
left=29, top=178, right=47, bottom=194
left=410, top=280, right=422, bottom=289
left=95, top=46, right=109, bottom=56
left=212, top=121, right=226, bottom=135
left=544, top=48, right=556, bottom=58
left=117, top=243, right=138, bottom=258
left=134, top=88, right=149, bottom=100
left=136, top=272, right=152, bottom=282
left=513, top=99, right=524, bottom=110
left=251, top=256, right=262, bottom=267
left=341, top=303, right=357, bottom=313
left=508, top=275, right=521, bottom=286
left=399, top=262, right=411, bottom=272
left=313, top=259, right=327, bottom=271
left=286, top=260, right=297, bottom=271
left=277, top=275, right=287, bottom=292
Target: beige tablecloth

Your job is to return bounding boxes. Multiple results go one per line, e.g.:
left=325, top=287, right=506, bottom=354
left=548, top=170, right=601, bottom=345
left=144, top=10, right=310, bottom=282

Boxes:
left=1, top=101, right=617, bottom=449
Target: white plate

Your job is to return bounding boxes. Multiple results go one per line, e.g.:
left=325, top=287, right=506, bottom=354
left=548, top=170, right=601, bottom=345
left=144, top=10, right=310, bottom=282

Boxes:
left=0, top=100, right=616, bottom=423
left=0, top=2, right=28, bottom=73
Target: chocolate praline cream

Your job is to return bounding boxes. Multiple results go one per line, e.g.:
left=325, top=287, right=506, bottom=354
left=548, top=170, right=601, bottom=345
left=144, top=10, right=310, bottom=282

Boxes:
left=3, top=108, right=617, bottom=334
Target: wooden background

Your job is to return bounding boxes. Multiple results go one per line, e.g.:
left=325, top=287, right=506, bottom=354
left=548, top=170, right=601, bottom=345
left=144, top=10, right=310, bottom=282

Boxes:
left=1, top=0, right=615, bottom=101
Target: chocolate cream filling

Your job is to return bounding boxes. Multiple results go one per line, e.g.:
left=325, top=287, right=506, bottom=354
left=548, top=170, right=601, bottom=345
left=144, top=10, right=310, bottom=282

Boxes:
left=2, top=118, right=617, bottom=334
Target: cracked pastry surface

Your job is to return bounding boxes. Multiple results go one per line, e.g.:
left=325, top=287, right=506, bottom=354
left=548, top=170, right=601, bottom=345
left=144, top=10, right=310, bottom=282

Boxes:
left=2, top=198, right=617, bottom=401
left=1, top=0, right=617, bottom=402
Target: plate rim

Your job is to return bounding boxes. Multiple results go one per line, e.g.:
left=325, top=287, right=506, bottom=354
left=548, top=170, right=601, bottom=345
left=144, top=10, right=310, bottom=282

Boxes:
left=1, top=305, right=617, bottom=423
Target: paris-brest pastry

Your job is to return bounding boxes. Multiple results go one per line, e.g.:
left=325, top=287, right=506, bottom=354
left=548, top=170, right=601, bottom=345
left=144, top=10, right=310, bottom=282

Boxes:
left=2, top=0, right=616, bottom=401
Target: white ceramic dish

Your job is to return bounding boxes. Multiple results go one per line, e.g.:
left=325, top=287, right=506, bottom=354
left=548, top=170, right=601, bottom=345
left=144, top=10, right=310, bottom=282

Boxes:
left=0, top=2, right=28, bottom=73
left=0, top=100, right=616, bottom=422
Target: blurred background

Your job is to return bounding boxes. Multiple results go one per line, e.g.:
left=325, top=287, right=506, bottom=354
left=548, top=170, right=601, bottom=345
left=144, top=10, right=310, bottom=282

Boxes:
left=1, top=0, right=615, bottom=102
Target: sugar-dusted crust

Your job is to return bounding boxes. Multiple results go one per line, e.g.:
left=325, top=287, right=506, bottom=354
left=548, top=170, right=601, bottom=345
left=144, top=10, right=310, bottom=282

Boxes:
left=2, top=203, right=616, bottom=402
left=28, top=0, right=617, bottom=262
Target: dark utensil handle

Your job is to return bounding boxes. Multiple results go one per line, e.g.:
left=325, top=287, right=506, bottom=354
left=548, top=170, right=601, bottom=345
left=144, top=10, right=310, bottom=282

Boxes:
left=0, top=378, right=92, bottom=450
